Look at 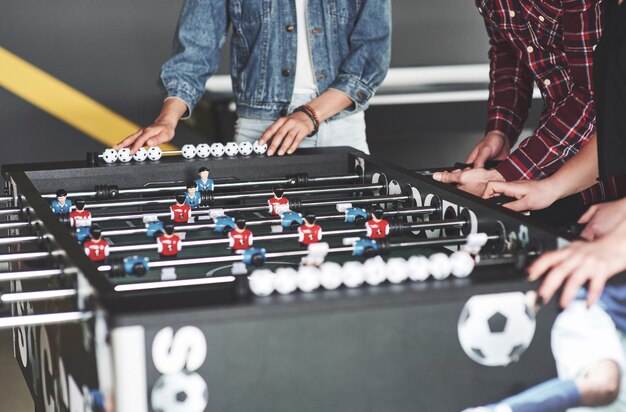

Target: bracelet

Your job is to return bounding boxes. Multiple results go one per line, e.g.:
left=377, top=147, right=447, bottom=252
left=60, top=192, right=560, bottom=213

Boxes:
left=294, top=105, right=320, bottom=137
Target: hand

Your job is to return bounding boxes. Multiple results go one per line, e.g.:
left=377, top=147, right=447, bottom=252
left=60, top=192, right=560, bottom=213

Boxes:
left=433, top=168, right=505, bottom=196
left=482, top=179, right=559, bottom=212
left=114, top=120, right=176, bottom=154
left=528, top=223, right=626, bottom=308
left=578, top=198, right=626, bottom=240
left=259, top=112, right=315, bottom=156
left=465, top=130, right=511, bottom=168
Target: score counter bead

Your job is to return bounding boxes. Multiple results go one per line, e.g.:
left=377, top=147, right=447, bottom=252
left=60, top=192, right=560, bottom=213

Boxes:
left=363, top=256, right=387, bottom=286
left=210, top=143, right=225, bottom=157
left=181, top=144, right=197, bottom=159
left=386, top=257, right=409, bottom=284
left=249, top=269, right=275, bottom=297
left=133, top=147, right=148, bottom=162
left=147, top=146, right=163, bottom=161
left=117, top=148, right=133, bottom=162
left=102, top=148, right=118, bottom=164
left=238, top=141, right=254, bottom=156
left=224, top=142, right=239, bottom=157
left=342, top=261, right=365, bottom=288
left=296, top=266, right=321, bottom=292
left=274, top=267, right=298, bottom=295
left=253, top=141, right=268, bottom=154
left=450, top=251, right=475, bottom=278
left=428, top=253, right=452, bottom=280
left=196, top=143, right=211, bottom=158
left=319, top=262, right=343, bottom=290
left=407, top=256, right=430, bottom=281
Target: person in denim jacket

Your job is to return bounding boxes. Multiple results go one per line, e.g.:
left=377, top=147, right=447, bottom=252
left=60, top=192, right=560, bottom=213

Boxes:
left=116, top=0, right=391, bottom=156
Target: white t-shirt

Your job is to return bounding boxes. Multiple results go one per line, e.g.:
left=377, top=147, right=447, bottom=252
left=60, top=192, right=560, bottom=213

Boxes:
left=294, top=0, right=318, bottom=94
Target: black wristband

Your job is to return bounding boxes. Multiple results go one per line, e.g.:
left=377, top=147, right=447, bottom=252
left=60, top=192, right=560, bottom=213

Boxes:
left=294, top=105, right=320, bottom=137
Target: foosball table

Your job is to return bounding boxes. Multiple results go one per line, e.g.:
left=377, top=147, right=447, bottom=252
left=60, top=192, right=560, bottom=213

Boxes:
left=0, top=146, right=572, bottom=412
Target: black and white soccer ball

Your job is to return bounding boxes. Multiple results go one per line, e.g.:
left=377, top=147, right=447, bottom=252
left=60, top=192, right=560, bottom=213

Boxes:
left=151, top=371, right=209, bottom=412
left=210, top=143, right=225, bottom=157
left=238, top=141, right=253, bottom=156
left=181, top=144, right=197, bottom=159
left=253, top=141, right=268, bottom=154
left=224, top=142, right=239, bottom=157
left=196, top=143, right=211, bottom=158
left=147, top=146, right=163, bottom=161
left=117, top=148, right=133, bottom=163
left=458, top=292, right=536, bottom=367
left=133, top=147, right=148, bottom=162
left=102, top=149, right=118, bottom=164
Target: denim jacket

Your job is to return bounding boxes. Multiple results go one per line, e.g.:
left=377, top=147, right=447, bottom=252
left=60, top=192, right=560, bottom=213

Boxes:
left=160, top=0, right=392, bottom=120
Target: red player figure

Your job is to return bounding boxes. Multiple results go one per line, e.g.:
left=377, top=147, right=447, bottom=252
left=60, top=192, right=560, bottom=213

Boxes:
left=298, top=212, right=323, bottom=246
left=228, top=217, right=254, bottom=251
left=69, top=199, right=92, bottom=228
left=84, top=226, right=109, bottom=262
left=157, top=224, right=182, bottom=257
left=170, top=194, right=192, bottom=223
left=268, top=185, right=289, bottom=216
left=366, top=207, right=389, bottom=239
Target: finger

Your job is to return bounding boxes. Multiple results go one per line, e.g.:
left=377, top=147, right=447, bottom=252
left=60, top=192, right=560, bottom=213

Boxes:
left=473, top=147, right=492, bottom=169
left=287, top=130, right=307, bottom=154
left=502, top=198, right=532, bottom=213
left=587, top=272, right=608, bottom=307
left=465, top=147, right=479, bottom=165
left=114, top=129, right=144, bottom=150
left=267, top=125, right=291, bottom=156
left=559, top=264, right=592, bottom=308
left=131, top=130, right=161, bottom=154
left=482, top=181, right=508, bottom=199
left=578, top=205, right=597, bottom=224
left=537, top=256, right=581, bottom=304
left=277, top=130, right=297, bottom=156
left=145, top=132, right=174, bottom=149
left=433, top=171, right=462, bottom=184
left=259, top=118, right=287, bottom=146
left=580, top=224, right=598, bottom=241
left=527, top=248, right=571, bottom=281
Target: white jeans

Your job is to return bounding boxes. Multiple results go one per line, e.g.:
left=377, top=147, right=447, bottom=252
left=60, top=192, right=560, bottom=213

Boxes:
left=234, top=93, right=369, bottom=154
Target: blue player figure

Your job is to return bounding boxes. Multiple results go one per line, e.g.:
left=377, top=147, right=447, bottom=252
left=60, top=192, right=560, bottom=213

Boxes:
left=51, top=189, right=72, bottom=215
left=195, top=167, right=214, bottom=192
left=185, top=181, right=201, bottom=209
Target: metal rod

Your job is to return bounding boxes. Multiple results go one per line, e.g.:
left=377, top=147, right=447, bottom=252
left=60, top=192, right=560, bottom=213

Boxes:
left=0, top=269, right=64, bottom=282
left=303, top=195, right=409, bottom=208
left=0, top=311, right=93, bottom=329
left=0, top=222, right=30, bottom=230
left=0, top=208, right=20, bottom=217
left=114, top=276, right=236, bottom=292
left=0, top=236, right=39, bottom=246
left=1, top=289, right=77, bottom=304
left=391, top=234, right=500, bottom=248
left=0, top=251, right=50, bottom=263
left=0, top=197, right=12, bottom=203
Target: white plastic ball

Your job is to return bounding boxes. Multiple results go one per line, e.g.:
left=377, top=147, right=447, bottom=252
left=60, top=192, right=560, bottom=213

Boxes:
left=117, top=148, right=132, bottom=163
left=196, top=143, right=211, bottom=158
left=249, top=269, right=275, bottom=297
left=151, top=371, right=208, bottom=412
left=319, top=262, right=343, bottom=290
left=238, top=141, right=254, bottom=156
left=450, top=251, right=475, bottom=278
left=224, top=142, right=239, bottom=157
left=342, top=261, right=365, bottom=288
left=386, top=257, right=409, bottom=284
left=407, top=256, right=430, bottom=282
left=181, top=144, right=197, bottom=159
left=210, top=143, right=225, bottom=157
left=253, top=141, right=268, bottom=154
left=363, top=256, right=387, bottom=286
left=296, top=266, right=321, bottom=293
left=147, top=146, right=163, bottom=161
left=428, top=253, right=452, bottom=280
left=132, top=147, right=148, bottom=162
left=273, top=267, right=298, bottom=295
left=102, top=148, right=118, bottom=164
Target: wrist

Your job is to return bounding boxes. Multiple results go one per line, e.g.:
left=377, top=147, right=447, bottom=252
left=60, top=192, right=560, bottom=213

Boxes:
left=294, top=105, right=320, bottom=137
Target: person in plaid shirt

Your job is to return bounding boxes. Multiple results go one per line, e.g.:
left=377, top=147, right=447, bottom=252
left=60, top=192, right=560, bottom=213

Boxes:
left=434, top=0, right=621, bottom=207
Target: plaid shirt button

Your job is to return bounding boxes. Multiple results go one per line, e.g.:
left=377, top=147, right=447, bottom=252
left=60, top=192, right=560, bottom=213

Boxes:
left=509, top=10, right=516, bottom=17
left=526, top=46, right=534, bottom=53
left=538, top=15, right=545, bottom=22
left=543, top=79, right=551, bottom=86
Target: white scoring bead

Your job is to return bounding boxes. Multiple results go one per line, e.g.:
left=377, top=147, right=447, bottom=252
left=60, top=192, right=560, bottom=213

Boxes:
left=319, top=262, right=343, bottom=290
left=181, top=144, right=197, bottom=159
left=238, top=141, right=254, bottom=156
left=132, top=147, right=148, bottom=162
left=407, top=256, right=430, bottom=282
left=342, top=261, right=365, bottom=288
left=249, top=269, right=275, bottom=297
left=147, top=146, right=163, bottom=161
left=102, top=148, right=118, bottom=164
left=386, top=257, right=409, bottom=284
left=210, top=143, right=225, bottom=157
left=253, top=140, right=268, bottom=154
left=428, top=253, right=452, bottom=280
left=296, top=266, right=321, bottom=293
left=450, top=251, right=475, bottom=278
left=117, top=148, right=132, bottom=163
left=273, top=267, right=298, bottom=295
left=224, top=142, right=239, bottom=157
left=363, top=256, right=387, bottom=286
left=196, top=143, right=211, bottom=158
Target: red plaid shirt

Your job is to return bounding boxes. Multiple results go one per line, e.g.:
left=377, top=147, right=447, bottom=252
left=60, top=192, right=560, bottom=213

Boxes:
left=478, top=0, right=623, bottom=203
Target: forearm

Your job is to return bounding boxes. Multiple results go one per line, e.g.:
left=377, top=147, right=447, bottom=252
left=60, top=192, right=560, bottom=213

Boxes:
left=541, top=133, right=599, bottom=199
left=155, top=98, right=188, bottom=126
left=307, top=90, right=353, bottom=122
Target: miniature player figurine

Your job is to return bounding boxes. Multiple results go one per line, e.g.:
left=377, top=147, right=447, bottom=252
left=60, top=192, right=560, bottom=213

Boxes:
left=366, top=207, right=389, bottom=239
left=84, top=226, right=109, bottom=262
left=69, top=199, right=92, bottom=228
left=298, top=212, right=323, bottom=246
left=268, top=185, right=289, bottom=216
left=170, top=194, right=192, bottom=223
left=195, top=167, right=214, bottom=192
left=157, top=223, right=182, bottom=258
left=228, top=216, right=254, bottom=252
left=185, top=181, right=202, bottom=209
left=51, top=189, right=72, bottom=215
